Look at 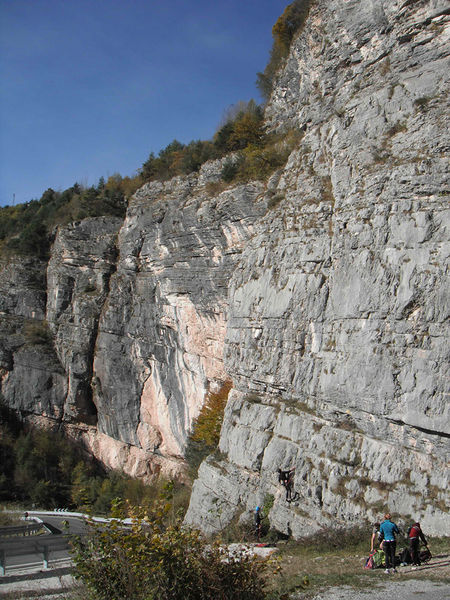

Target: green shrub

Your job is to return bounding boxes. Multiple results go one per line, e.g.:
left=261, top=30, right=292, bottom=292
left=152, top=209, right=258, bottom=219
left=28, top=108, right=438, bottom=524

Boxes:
left=70, top=501, right=272, bottom=600
left=221, top=157, right=243, bottom=182
left=414, top=96, right=431, bottom=110
left=239, top=142, right=287, bottom=180
left=222, top=128, right=303, bottom=184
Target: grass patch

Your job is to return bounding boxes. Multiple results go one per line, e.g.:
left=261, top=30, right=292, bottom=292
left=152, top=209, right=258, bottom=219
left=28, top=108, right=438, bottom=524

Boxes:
left=0, top=509, right=23, bottom=526
left=267, top=531, right=450, bottom=598
left=296, top=401, right=317, bottom=416
left=266, top=528, right=370, bottom=597
left=22, top=319, right=53, bottom=347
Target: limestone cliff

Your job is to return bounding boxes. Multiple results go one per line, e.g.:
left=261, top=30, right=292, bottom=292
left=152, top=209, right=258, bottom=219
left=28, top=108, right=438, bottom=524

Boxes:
left=185, top=0, right=450, bottom=536
left=0, top=0, right=448, bottom=536
left=0, top=160, right=265, bottom=480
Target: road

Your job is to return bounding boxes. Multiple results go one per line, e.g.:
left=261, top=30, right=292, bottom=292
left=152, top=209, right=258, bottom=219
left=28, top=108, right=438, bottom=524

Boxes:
left=0, top=512, right=89, bottom=574
left=32, top=512, right=89, bottom=535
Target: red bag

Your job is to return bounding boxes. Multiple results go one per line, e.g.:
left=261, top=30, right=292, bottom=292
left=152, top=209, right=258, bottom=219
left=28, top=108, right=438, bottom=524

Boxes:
left=364, top=552, right=375, bottom=569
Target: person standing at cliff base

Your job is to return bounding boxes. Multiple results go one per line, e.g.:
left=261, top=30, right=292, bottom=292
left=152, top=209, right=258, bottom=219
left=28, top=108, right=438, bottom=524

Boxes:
left=370, top=521, right=381, bottom=553
left=379, top=513, right=400, bottom=573
left=408, top=522, right=428, bottom=566
left=254, top=506, right=262, bottom=541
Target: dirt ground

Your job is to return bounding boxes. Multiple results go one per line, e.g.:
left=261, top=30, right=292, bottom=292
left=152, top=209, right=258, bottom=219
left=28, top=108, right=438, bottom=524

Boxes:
left=271, top=542, right=450, bottom=599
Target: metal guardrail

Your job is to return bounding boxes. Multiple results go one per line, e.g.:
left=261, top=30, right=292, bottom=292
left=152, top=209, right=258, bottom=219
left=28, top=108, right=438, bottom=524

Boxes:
left=0, top=523, right=44, bottom=537
left=0, top=534, right=72, bottom=575
left=0, top=510, right=122, bottom=576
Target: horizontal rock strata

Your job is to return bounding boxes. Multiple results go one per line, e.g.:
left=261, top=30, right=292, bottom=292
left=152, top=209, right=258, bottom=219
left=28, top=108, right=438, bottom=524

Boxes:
left=185, top=0, right=450, bottom=536
left=0, top=0, right=448, bottom=536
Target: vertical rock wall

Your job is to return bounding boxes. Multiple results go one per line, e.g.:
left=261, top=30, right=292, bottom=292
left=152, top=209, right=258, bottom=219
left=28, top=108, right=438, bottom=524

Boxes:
left=91, top=161, right=265, bottom=478
left=0, top=256, right=67, bottom=422
left=0, top=0, right=448, bottom=536
left=185, top=0, right=450, bottom=536
left=0, top=160, right=266, bottom=481
left=46, top=217, right=122, bottom=425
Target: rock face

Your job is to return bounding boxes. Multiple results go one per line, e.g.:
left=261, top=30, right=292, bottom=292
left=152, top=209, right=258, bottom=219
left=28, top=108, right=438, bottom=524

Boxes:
left=90, top=166, right=265, bottom=478
left=0, top=256, right=66, bottom=422
left=0, top=0, right=448, bottom=536
left=0, top=161, right=265, bottom=480
left=184, top=0, right=450, bottom=536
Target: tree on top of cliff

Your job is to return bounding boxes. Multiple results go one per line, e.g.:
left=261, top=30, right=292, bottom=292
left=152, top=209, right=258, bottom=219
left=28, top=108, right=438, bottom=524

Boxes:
left=213, top=100, right=264, bottom=153
left=140, top=138, right=218, bottom=181
left=140, top=100, right=266, bottom=183
left=0, top=177, right=131, bottom=258
left=257, top=0, right=314, bottom=102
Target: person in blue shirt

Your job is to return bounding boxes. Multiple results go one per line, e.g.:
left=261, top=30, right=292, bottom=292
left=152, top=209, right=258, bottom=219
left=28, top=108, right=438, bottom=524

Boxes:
left=254, top=506, right=262, bottom=540
left=379, top=513, right=400, bottom=573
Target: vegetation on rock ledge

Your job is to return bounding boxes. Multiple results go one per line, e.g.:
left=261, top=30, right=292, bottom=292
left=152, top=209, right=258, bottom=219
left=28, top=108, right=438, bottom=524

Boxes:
left=257, top=0, right=315, bottom=101
left=0, top=2, right=312, bottom=257
left=186, top=380, right=233, bottom=478
left=0, top=177, right=130, bottom=258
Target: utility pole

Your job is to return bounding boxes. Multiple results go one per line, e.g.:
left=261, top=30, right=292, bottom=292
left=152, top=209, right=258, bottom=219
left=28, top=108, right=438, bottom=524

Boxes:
left=13, top=193, right=15, bottom=206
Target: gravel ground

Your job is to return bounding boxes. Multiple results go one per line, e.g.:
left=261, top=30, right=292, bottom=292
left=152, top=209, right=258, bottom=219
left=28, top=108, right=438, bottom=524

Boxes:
left=307, top=579, right=450, bottom=600
left=0, top=566, right=76, bottom=598
left=292, top=551, right=450, bottom=600
left=2, top=575, right=450, bottom=600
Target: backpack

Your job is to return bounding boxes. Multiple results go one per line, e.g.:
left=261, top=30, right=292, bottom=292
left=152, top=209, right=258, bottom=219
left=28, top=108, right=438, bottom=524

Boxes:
left=373, top=549, right=385, bottom=568
left=364, top=552, right=375, bottom=569
left=399, top=547, right=412, bottom=564
left=420, top=548, right=432, bottom=563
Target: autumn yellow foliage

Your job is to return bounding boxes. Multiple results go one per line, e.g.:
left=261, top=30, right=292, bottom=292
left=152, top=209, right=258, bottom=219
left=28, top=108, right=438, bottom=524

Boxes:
left=190, top=381, right=232, bottom=447
left=186, top=381, right=232, bottom=477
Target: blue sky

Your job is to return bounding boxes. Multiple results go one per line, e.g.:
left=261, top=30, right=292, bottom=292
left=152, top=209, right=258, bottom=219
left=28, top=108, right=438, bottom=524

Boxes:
left=0, top=0, right=289, bottom=207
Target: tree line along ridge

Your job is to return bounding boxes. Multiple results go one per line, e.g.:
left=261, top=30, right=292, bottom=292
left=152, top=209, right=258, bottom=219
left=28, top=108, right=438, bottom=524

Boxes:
left=0, top=2, right=309, bottom=259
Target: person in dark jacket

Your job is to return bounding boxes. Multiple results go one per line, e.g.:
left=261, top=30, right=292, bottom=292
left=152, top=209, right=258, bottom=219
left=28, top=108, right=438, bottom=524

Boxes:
left=379, top=513, right=400, bottom=573
left=370, top=521, right=381, bottom=552
left=278, top=467, right=295, bottom=501
left=408, top=522, right=427, bottom=566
